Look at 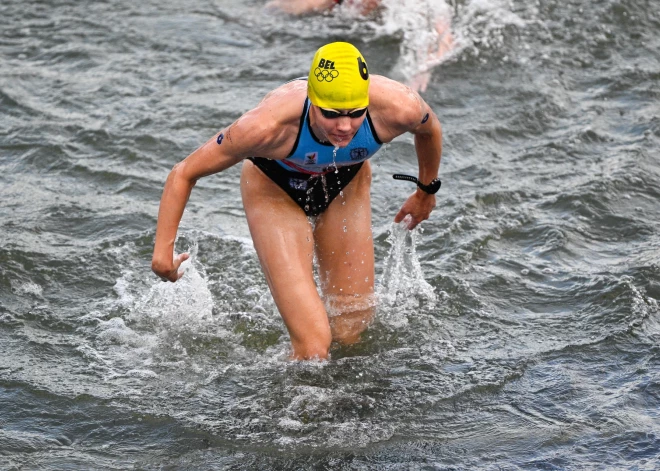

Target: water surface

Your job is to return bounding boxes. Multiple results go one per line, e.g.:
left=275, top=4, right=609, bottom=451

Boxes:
left=1, top=0, right=659, bottom=469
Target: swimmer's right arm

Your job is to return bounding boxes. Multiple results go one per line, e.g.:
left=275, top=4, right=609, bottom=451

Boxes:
left=151, top=133, right=244, bottom=282
left=151, top=113, right=270, bottom=282
left=151, top=85, right=305, bottom=282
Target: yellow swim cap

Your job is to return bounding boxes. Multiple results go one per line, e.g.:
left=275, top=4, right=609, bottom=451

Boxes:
left=307, top=42, right=370, bottom=110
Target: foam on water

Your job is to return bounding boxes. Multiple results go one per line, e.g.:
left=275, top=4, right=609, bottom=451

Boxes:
left=10, top=280, right=43, bottom=297
left=74, top=225, right=450, bottom=451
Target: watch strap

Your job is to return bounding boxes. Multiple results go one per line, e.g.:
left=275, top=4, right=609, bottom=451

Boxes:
left=393, top=174, right=441, bottom=194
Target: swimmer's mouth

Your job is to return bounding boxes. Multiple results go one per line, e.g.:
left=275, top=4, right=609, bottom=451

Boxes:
left=331, top=133, right=353, bottom=143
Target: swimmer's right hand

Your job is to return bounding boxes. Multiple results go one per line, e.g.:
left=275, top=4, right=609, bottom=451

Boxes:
left=152, top=252, right=190, bottom=282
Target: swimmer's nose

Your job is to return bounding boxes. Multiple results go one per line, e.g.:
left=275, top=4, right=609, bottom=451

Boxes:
left=336, top=116, right=352, bottom=132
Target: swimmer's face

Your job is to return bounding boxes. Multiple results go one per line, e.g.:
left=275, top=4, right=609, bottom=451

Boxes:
left=310, top=105, right=368, bottom=147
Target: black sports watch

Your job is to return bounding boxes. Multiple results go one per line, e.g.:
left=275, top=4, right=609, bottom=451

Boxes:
left=393, top=174, right=442, bottom=194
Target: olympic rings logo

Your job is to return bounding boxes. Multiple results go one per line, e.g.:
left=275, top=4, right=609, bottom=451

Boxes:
left=314, top=67, right=339, bottom=82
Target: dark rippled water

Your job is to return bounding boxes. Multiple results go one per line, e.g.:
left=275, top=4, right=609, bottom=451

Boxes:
left=2, top=0, right=660, bottom=469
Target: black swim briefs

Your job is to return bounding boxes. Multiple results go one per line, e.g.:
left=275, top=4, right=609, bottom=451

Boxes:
left=247, top=157, right=363, bottom=217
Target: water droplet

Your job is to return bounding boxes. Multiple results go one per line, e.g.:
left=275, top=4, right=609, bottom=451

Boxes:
left=332, top=147, right=340, bottom=173
left=320, top=174, right=330, bottom=203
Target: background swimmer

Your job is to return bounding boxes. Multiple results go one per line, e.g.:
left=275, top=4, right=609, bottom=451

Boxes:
left=264, top=0, right=381, bottom=16
left=264, top=0, right=454, bottom=92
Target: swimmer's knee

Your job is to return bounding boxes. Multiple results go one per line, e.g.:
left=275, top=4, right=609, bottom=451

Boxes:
left=324, top=293, right=377, bottom=344
left=329, top=305, right=376, bottom=345
left=290, top=330, right=332, bottom=361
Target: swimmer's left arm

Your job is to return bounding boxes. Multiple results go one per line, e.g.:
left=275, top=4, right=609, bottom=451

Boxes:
left=369, top=76, right=442, bottom=184
left=410, top=101, right=442, bottom=195
left=393, top=93, right=442, bottom=229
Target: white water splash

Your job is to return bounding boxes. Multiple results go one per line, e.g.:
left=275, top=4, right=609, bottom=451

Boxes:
left=11, top=279, right=43, bottom=297
left=453, top=0, right=529, bottom=53
left=373, top=0, right=529, bottom=89
left=131, top=242, right=220, bottom=334
left=377, top=217, right=437, bottom=322
left=378, top=0, right=454, bottom=91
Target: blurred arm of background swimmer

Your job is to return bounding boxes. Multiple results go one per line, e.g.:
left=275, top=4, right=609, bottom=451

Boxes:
left=152, top=81, right=306, bottom=282
left=265, top=0, right=381, bottom=16
left=264, top=0, right=338, bottom=15
left=406, top=17, right=454, bottom=93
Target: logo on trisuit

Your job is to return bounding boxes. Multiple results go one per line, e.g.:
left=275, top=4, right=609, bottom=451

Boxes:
left=350, top=148, right=368, bottom=160
left=304, top=152, right=318, bottom=165
left=289, top=178, right=308, bottom=190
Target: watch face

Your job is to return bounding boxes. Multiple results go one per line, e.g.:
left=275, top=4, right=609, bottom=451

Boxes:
left=428, top=179, right=441, bottom=194
left=420, top=178, right=441, bottom=194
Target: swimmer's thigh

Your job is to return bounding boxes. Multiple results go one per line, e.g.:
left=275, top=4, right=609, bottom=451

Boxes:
left=314, top=161, right=375, bottom=343
left=241, top=160, right=331, bottom=356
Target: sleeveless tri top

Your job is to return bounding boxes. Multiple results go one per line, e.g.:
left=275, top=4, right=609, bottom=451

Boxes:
left=276, top=98, right=382, bottom=175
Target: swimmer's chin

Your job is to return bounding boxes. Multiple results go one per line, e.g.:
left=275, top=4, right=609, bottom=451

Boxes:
left=329, top=136, right=352, bottom=148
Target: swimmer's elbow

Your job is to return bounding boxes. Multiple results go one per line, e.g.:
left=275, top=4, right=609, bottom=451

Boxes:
left=423, top=111, right=442, bottom=136
left=168, top=161, right=199, bottom=187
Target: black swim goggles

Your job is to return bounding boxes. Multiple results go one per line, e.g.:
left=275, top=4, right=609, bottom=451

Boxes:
left=319, top=107, right=367, bottom=119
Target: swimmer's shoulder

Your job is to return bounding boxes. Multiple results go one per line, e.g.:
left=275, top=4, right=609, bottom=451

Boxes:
left=249, top=80, right=308, bottom=129
left=233, top=80, right=307, bottom=158
left=368, top=75, right=428, bottom=139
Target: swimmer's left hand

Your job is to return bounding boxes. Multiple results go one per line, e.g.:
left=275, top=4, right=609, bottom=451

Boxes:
left=394, top=190, right=436, bottom=230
